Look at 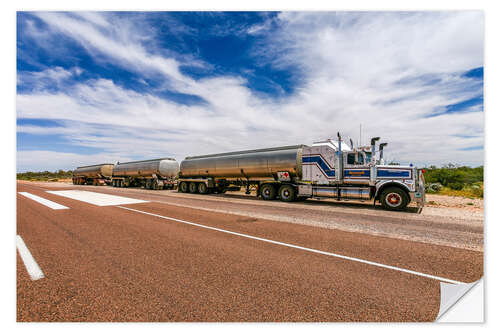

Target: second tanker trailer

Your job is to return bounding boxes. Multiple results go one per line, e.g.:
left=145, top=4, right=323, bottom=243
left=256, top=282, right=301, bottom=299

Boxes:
left=111, top=158, right=179, bottom=190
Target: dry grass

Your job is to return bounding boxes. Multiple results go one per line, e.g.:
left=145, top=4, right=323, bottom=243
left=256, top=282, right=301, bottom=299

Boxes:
left=435, top=183, right=484, bottom=199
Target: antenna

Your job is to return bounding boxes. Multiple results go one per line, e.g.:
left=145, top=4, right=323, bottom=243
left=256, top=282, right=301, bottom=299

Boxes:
left=359, top=124, right=362, bottom=147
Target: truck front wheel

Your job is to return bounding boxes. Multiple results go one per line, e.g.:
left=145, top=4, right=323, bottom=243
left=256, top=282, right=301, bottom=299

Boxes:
left=380, top=187, right=409, bottom=211
left=260, top=184, right=276, bottom=200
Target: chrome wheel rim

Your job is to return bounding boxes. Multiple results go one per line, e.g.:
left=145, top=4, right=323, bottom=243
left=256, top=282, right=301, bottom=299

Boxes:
left=385, top=193, right=402, bottom=207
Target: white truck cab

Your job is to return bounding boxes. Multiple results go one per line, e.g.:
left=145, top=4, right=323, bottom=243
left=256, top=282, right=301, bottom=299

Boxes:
left=298, top=133, right=425, bottom=211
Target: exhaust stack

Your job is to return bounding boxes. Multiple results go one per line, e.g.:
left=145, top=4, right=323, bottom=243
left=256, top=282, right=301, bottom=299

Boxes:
left=370, top=137, right=380, bottom=163
left=370, top=137, right=380, bottom=184
left=379, top=143, right=387, bottom=165
left=336, top=132, right=343, bottom=182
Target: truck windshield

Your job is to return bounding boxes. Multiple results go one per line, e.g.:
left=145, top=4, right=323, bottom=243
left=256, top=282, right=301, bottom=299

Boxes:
left=365, top=152, right=372, bottom=163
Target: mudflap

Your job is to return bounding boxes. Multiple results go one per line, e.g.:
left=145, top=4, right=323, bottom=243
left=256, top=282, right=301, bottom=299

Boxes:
left=416, top=193, right=425, bottom=214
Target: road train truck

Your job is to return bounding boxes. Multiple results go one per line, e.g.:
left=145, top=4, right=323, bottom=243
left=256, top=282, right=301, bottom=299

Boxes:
left=111, top=158, right=179, bottom=190
left=72, top=164, right=114, bottom=185
left=178, top=134, right=425, bottom=211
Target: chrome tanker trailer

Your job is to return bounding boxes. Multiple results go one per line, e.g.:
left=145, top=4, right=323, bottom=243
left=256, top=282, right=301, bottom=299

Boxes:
left=111, top=158, right=179, bottom=190
left=72, top=164, right=114, bottom=186
left=178, top=134, right=425, bottom=211
left=179, top=145, right=303, bottom=194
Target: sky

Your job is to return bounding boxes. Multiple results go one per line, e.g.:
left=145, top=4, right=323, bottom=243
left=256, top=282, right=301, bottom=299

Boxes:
left=16, top=11, right=484, bottom=172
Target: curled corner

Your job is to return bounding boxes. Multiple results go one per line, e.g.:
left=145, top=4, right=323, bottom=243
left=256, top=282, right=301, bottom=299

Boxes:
left=436, top=278, right=483, bottom=321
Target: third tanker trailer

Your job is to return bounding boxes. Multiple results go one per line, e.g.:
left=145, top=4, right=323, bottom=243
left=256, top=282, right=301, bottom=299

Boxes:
left=111, top=157, right=179, bottom=190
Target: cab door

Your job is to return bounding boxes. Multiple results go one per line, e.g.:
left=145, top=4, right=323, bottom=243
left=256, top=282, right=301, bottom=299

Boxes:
left=344, top=152, right=370, bottom=184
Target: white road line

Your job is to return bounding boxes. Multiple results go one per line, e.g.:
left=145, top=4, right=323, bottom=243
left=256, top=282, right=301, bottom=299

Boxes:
left=16, top=235, right=45, bottom=281
left=18, top=192, right=69, bottom=210
left=46, top=190, right=148, bottom=206
left=118, top=205, right=465, bottom=285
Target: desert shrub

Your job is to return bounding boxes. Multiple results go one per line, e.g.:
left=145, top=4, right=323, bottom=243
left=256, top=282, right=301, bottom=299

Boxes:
left=430, top=183, right=442, bottom=192
left=425, top=182, right=443, bottom=193
left=17, top=170, right=73, bottom=180
left=424, top=164, right=483, bottom=187
left=470, top=183, right=483, bottom=198
left=448, top=182, right=465, bottom=190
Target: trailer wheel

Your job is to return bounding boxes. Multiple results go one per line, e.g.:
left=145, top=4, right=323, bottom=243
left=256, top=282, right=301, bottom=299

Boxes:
left=278, top=184, right=296, bottom=202
left=179, top=181, right=188, bottom=193
left=380, top=187, right=409, bottom=211
left=189, top=182, right=198, bottom=193
left=198, top=182, right=208, bottom=194
left=260, top=184, right=276, bottom=200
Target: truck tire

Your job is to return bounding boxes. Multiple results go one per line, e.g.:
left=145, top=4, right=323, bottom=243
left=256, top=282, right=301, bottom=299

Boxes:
left=260, top=183, right=276, bottom=200
left=278, top=184, right=296, bottom=202
left=198, top=182, right=208, bottom=194
left=179, top=181, right=188, bottom=193
left=189, top=182, right=198, bottom=193
left=380, top=187, right=409, bottom=211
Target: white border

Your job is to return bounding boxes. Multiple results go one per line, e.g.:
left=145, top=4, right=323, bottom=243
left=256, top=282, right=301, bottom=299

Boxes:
left=5, top=0, right=494, bottom=330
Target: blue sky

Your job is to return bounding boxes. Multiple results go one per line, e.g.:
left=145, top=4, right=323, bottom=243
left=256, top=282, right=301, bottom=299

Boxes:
left=16, top=11, right=484, bottom=171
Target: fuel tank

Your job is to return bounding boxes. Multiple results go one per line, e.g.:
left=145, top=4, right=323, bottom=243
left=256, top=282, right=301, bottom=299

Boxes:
left=180, top=145, right=304, bottom=179
left=73, top=164, right=114, bottom=178
left=113, top=158, right=179, bottom=178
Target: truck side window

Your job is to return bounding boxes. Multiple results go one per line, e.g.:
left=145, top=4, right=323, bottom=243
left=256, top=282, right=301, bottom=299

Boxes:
left=347, top=153, right=355, bottom=165
left=357, top=153, right=364, bottom=164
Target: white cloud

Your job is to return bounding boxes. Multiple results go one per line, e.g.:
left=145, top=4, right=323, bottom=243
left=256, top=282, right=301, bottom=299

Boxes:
left=17, top=12, right=484, bottom=171
left=17, top=66, right=82, bottom=91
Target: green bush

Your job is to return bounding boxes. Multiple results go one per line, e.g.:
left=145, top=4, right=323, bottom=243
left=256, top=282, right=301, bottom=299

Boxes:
left=448, top=182, right=464, bottom=190
left=470, top=183, right=483, bottom=198
left=423, top=164, right=483, bottom=198
left=425, top=182, right=443, bottom=193
left=424, top=164, right=483, bottom=187
left=17, top=170, right=73, bottom=180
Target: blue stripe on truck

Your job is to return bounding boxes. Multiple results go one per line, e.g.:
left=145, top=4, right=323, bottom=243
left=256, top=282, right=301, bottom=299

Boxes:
left=377, top=169, right=410, bottom=178
left=302, top=156, right=335, bottom=177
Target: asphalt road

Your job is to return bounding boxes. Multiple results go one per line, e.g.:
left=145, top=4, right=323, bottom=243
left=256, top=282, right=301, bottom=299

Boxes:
left=16, top=182, right=483, bottom=322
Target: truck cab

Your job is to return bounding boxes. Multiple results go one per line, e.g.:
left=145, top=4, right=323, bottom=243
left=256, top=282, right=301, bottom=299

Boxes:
left=299, top=134, right=425, bottom=211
